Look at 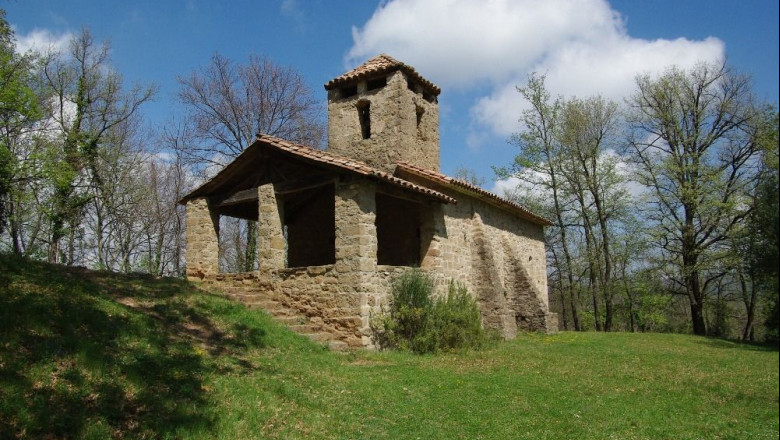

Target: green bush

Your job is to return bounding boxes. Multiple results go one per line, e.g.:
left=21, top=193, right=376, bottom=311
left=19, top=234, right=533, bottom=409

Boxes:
left=371, top=269, right=487, bottom=354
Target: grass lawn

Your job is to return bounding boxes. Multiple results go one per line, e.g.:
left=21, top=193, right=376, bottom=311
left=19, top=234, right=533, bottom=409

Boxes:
left=1, top=254, right=777, bottom=439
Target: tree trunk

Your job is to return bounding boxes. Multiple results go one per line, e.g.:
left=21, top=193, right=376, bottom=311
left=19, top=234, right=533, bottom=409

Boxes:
left=687, top=272, right=707, bottom=336
left=593, top=194, right=614, bottom=331
left=49, top=219, right=63, bottom=264
left=244, top=220, right=257, bottom=272
left=683, top=206, right=707, bottom=335
left=738, top=267, right=757, bottom=342
left=550, top=246, right=569, bottom=330
left=577, top=193, right=602, bottom=331
left=9, top=201, right=22, bottom=255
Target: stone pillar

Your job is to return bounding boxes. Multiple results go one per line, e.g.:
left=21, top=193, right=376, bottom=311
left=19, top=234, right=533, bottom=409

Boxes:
left=419, top=203, right=449, bottom=295
left=334, top=181, right=377, bottom=347
left=185, top=198, right=220, bottom=280
left=257, top=184, right=285, bottom=273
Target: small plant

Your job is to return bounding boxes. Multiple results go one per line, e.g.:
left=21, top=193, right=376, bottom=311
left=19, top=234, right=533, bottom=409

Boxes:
left=371, top=269, right=487, bottom=354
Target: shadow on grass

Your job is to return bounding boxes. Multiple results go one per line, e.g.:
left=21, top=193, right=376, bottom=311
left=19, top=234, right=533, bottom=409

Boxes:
left=0, top=254, right=266, bottom=439
left=694, top=336, right=779, bottom=352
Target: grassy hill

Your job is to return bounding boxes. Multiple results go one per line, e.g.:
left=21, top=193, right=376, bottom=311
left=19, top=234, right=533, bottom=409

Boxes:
left=1, top=255, right=778, bottom=439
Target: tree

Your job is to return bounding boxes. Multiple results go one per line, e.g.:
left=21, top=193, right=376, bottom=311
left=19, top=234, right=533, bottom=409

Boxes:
left=177, top=52, right=324, bottom=168
left=42, top=29, right=155, bottom=264
left=177, top=53, right=324, bottom=272
left=627, top=62, right=760, bottom=336
left=556, top=96, right=628, bottom=331
left=498, top=73, right=581, bottom=331
left=453, top=166, right=486, bottom=188
left=0, top=10, right=41, bottom=238
left=744, top=107, right=779, bottom=342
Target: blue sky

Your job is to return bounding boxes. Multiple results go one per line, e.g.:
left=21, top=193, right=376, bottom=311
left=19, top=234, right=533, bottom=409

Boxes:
left=6, top=0, right=779, bottom=190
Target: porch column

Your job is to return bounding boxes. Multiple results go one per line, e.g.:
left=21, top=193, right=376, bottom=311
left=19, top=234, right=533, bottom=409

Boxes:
left=334, top=181, right=377, bottom=347
left=420, top=203, right=446, bottom=271
left=185, top=197, right=220, bottom=280
left=257, top=183, right=285, bottom=273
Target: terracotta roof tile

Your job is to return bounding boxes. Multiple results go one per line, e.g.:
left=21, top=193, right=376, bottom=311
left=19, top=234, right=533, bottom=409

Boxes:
left=179, top=134, right=456, bottom=205
left=394, top=161, right=553, bottom=226
left=324, top=54, right=441, bottom=96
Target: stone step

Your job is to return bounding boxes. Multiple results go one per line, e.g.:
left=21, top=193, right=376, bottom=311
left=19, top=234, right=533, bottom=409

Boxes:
left=328, top=340, right=349, bottom=351
left=252, top=299, right=284, bottom=309
left=204, top=281, right=350, bottom=350
left=288, top=323, right=322, bottom=333
left=265, top=308, right=298, bottom=317
left=222, top=288, right=267, bottom=297
left=305, top=332, right=334, bottom=343
left=225, top=293, right=264, bottom=302
left=245, top=299, right=296, bottom=313
left=274, top=315, right=308, bottom=325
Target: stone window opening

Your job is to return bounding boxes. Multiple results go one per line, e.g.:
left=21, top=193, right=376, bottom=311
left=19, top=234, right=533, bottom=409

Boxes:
left=217, top=216, right=259, bottom=273
left=406, top=78, right=417, bottom=93
left=357, top=100, right=371, bottom=140
left=375, top=192, right=423, bottom=266
left=281, top=183, right=336, bottom=268
left=340, top=85, right=357, bottom=99
left=367, top=76, right=387, bottom=91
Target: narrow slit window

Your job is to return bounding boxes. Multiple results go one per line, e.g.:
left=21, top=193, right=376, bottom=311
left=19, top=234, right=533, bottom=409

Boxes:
left=358, top=101, right=371, bottom=139
left=416, top=106, right=425, bottom=139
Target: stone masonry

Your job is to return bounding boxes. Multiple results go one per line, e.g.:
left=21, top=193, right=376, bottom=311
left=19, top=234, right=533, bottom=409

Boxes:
left=185, top=198, right=219, bottom=279
left=181, top=54, right=557, bottom=349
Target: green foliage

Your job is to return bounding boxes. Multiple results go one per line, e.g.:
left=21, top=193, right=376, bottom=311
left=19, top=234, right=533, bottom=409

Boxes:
left=0, top=9, right=41, bottom=234
left=633, top=290, right=670, bottom=332
left=707, top=296, right=732, bottom=338
left=751, top=108, right=780, bottom=343
left=371, top=269, right=487, bottom=354
left=765, top=299, right=779, bottom=345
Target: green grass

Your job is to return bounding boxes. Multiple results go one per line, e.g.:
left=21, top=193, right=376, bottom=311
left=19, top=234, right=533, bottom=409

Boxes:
left=1, top=254, right=777, bottom=439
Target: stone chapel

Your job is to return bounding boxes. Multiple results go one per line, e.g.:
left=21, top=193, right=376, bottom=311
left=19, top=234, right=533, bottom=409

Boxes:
left=180, top=54, right=557, bottom=349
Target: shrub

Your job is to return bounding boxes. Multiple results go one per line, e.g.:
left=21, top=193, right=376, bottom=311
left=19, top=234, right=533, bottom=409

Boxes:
left=371, top=269, right=487, bottom=354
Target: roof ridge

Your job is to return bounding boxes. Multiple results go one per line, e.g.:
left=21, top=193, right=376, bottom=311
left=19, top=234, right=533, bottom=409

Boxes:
left=394, top=161, right=552, bottom=226
left=324, top=54, right=441, bottom=95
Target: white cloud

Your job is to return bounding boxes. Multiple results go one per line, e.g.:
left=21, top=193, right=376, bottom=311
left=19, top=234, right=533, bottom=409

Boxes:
left=491, top=149, right=649, bottom=206
left=348, top=0, right=621, bottom=88
left=13, top=28, right=73, bottom=55
left=473, top=36, right=724, bottom=135
left=491, top=168, right=551, bottom=201
left=491, top=176, right=525, bottom=198
left=348, top=0, right=725, bottom=137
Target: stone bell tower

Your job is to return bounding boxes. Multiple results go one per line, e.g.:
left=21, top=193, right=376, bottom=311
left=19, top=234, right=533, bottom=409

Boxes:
left=324, top=54, right=441, bottom=173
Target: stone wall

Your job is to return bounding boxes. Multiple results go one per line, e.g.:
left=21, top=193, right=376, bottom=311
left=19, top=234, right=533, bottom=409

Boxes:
left=274, top=265, right=363, bottom=347
left=185, top=198, right=220, bottom=280
left=428, top=190, right=556, bottom=337
left=360, top=187, right=556, bottom=343
left=190, top=180, right=555, bottom=349
left=327, top=70, right=440, bottom=172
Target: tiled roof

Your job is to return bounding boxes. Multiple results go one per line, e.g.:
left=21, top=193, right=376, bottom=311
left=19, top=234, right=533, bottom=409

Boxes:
left=179, top=134, right=456, bottom=205
left=324, top=54, right=441, bottom=96
left=257, top=135, right=456, bottom=203
left=394, top=161, right=553, bottom=226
